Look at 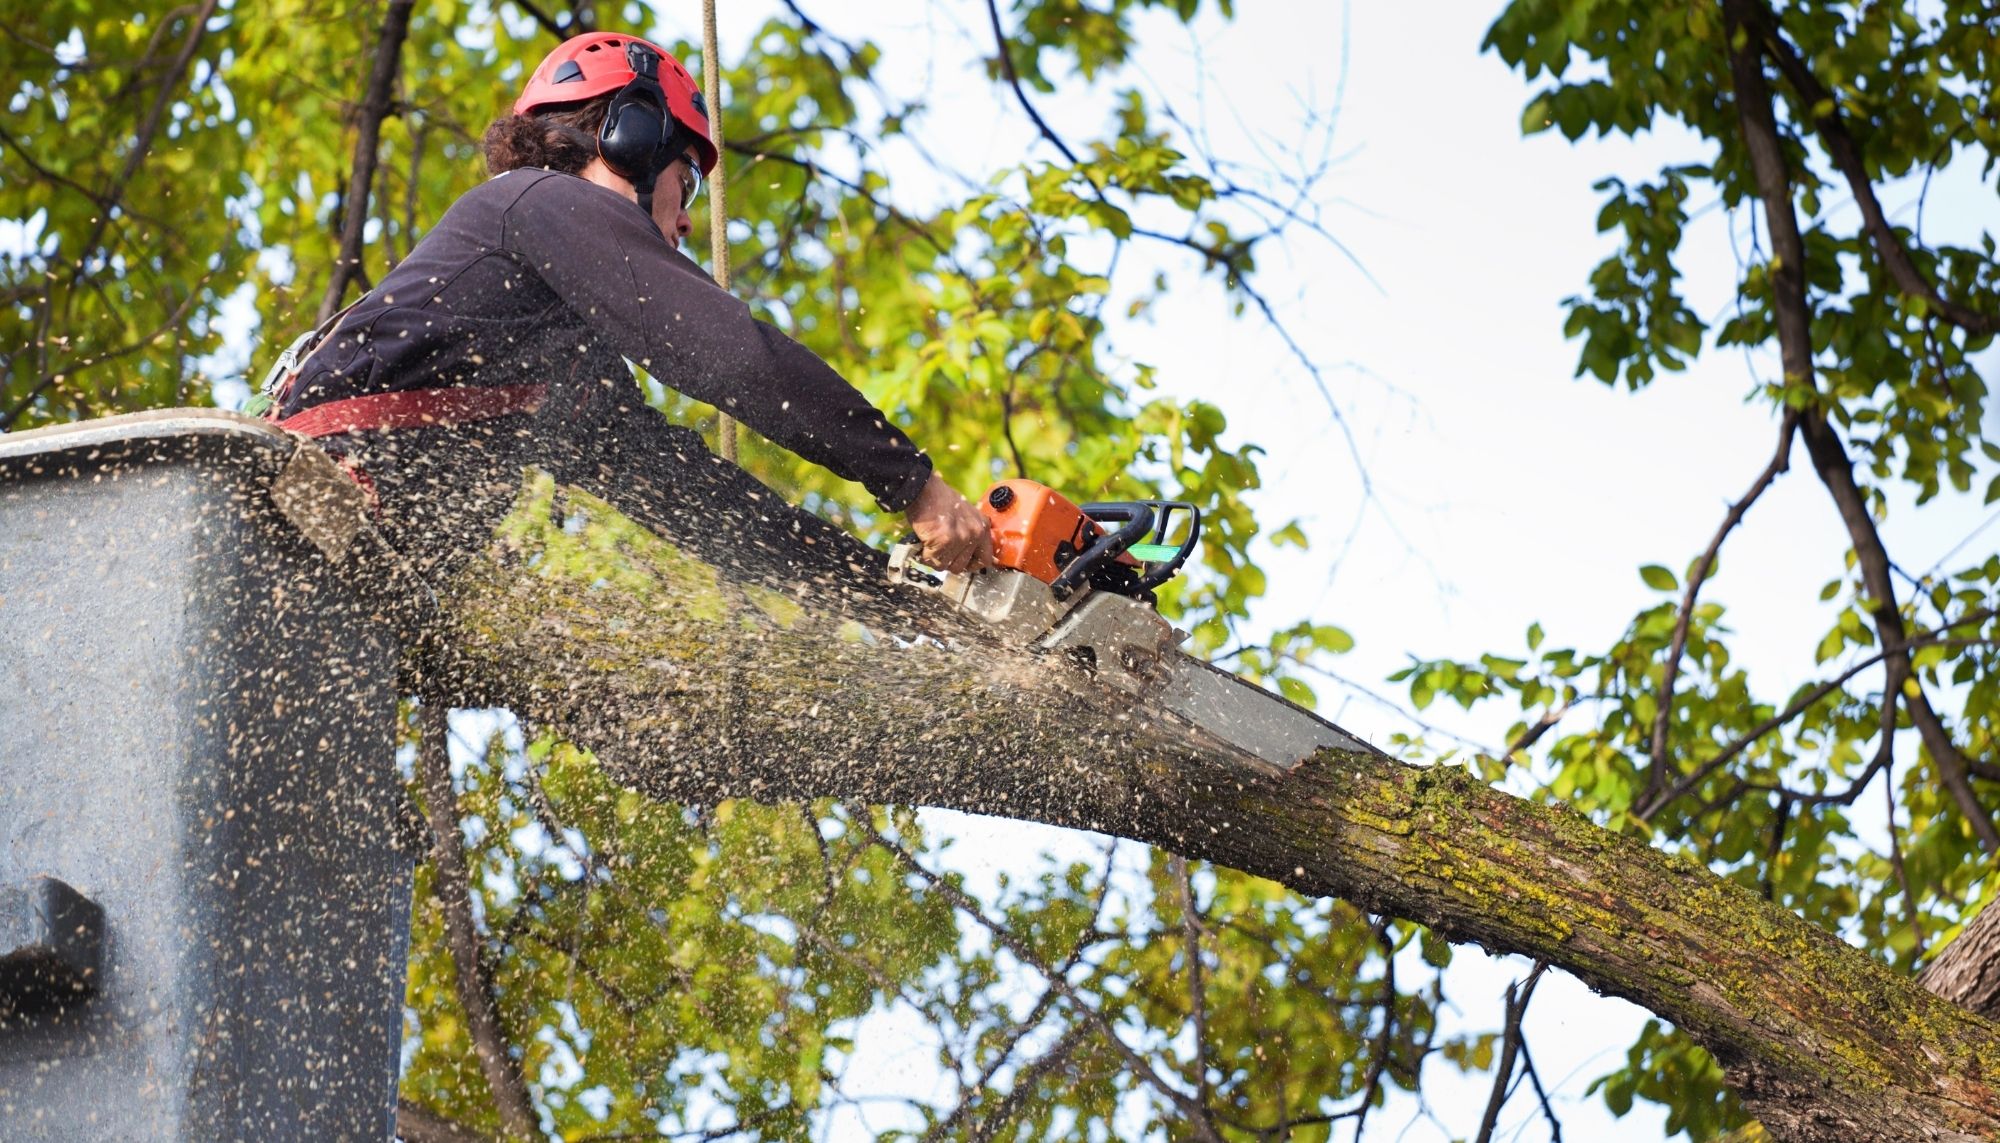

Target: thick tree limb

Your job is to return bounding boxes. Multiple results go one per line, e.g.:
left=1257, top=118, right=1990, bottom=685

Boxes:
left=319, top=0, right=415, bottom=324
left=417, top=463, right=2000, bottom=1143
left=420, top=701, right=542, bottom=1140
left=1743, top=0, right=1998, bottom=336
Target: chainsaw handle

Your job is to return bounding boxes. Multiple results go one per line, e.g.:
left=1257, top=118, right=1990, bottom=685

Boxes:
left=1049, top=503, right=1155, bottom=602
left=1083, top=500, right=1202, bottom=591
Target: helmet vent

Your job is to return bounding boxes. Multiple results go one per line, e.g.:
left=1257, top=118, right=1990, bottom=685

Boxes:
left=552, top=60, right=585, bottom=82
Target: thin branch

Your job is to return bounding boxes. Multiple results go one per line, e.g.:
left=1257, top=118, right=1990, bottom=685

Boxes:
left=1347, top=919, right=1397, bottom=1143
left=0, top=259, right=214, bottom=429
left=1745, top=0, right=1998, bottom=336
left=396, top=1099, right=498, bottom=1143
left=980, top=0, right=1081, bottom=165
left=1474, top=962, right=1547, bottom=1143
left=1503, top=701, right=1572, bottom=763
left=508, top=0, right=569, bottom=41
left=923, top=841, right=1119, bottom=1143
left=68, top=0, right=220, bottom=306
left=965, top=1022, right=1091, bottom=1142
left=1647, top=410, right=1798, bottom=799
left=1760, top=795, right=1795, bottom=901
left=860, top=820, right=1227, bottom=1143
left=319, top=0, right=415, bottom=323
left=1640, top=647, right=1882, bottom=821
left=420, top=700, right=541, bottom=1140
left=1171, top=856, right=1214, bottom=1114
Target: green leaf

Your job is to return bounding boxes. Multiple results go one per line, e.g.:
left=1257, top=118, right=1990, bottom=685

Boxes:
left=1640, top=564, right=1680, bottom=592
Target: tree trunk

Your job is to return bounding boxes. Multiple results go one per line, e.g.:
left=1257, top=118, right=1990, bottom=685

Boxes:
left=1923, top=903, right=2000, bottom=1023
left=398, top=463, right=2000, bottom=1143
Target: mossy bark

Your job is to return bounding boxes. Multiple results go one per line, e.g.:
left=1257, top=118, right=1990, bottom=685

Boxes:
left=419, top=470, right=2000, bottom=1143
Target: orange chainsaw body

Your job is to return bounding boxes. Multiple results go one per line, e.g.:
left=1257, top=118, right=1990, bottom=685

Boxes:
left=980, top=479, right=1127, bottom=584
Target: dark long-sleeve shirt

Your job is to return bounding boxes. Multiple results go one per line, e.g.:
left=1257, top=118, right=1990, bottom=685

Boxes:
left=278, top=167, right=932, bottom=511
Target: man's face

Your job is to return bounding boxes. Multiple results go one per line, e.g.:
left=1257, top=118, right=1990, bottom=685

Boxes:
left=650, top=155, right=699, bottom=249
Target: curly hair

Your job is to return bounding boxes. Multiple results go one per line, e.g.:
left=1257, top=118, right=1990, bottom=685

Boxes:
left=482, top=96, right=611, bottom=176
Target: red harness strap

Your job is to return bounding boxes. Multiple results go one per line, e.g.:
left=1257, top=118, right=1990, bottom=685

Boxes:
left=273, top=384, right=549, bottom=438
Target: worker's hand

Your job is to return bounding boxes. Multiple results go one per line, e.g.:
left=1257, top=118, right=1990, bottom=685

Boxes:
left=906, top=472, right=996, bottom=575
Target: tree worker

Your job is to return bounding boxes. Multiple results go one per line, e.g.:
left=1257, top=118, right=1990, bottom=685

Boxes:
left=261, top=30, right=995, bottom=587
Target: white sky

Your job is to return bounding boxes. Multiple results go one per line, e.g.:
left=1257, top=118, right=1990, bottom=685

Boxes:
left=648, top=0, right=1998, bottom=1140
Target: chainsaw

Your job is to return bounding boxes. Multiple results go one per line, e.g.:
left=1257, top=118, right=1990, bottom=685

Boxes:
left=888, top=479, right=1367, bottom=771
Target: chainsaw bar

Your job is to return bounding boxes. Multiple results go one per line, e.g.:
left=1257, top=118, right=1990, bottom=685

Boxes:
left=888, top=548, right=1368, bottom=772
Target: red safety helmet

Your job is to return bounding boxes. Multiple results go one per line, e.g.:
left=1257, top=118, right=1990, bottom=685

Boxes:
left=513, top=32, right=718, bottom=176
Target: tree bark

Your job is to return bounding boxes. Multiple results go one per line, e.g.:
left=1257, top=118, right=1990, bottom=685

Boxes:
left=400, top=463, right=2000, bottom=1143
left=1923, top=903, right=2000, bottom=1023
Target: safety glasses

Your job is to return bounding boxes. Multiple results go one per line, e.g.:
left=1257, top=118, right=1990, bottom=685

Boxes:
left=673, top=150, right=702, bottom=213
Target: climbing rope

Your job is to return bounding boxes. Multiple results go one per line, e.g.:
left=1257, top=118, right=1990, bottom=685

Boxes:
left=701, top=0, right=737, bottom=463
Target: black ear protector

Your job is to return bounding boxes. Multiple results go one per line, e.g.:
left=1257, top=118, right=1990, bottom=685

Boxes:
left=597, top=42, right=681, bottom=216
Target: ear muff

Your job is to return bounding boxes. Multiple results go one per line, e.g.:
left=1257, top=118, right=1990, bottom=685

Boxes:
left=597, top=43, right=676, bottom=212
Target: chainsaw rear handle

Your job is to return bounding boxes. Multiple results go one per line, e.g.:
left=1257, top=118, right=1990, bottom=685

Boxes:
left=1049, top=503, right=1155, bottom=602
left=1083, top=500, right=1202, bottom=591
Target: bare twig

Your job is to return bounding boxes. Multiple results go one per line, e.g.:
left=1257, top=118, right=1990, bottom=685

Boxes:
left=319, top=0, right=415, bottom=323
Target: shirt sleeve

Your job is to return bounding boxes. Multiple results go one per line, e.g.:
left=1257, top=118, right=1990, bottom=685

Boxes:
left=499, top=173, right=934, bottom=513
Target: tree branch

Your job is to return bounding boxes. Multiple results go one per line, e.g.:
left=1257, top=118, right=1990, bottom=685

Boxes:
left=860, top=821, right=1227, bottom=1143
left=965, top=1022, right=1091, bottom=1142
left=1171, top=856, right=1214, bottom=1114
left=396, top=1099, right=498, bottom=1143
left=68, top=0, right=220, bottom=307
left=433, top=393, right=2000, bottom=1140
left=980, top=0, right=1081, bottom=165
left=1646, top=410, right=1797, bottom=799
left=1475, top=962, right=1547, bottom=1143
left=420, top=700, right=541, bottom=1140
left=319, top=0, right=415, bottom=324
left=1744, top=0, right=1998, bottom=336
left=1721, top=0, right=1998, bottom=853
left=508, top=0, right=569, bottom=41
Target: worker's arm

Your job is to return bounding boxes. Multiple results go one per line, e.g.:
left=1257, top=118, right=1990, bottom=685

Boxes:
left=504, top=175, right=933, bottom=512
